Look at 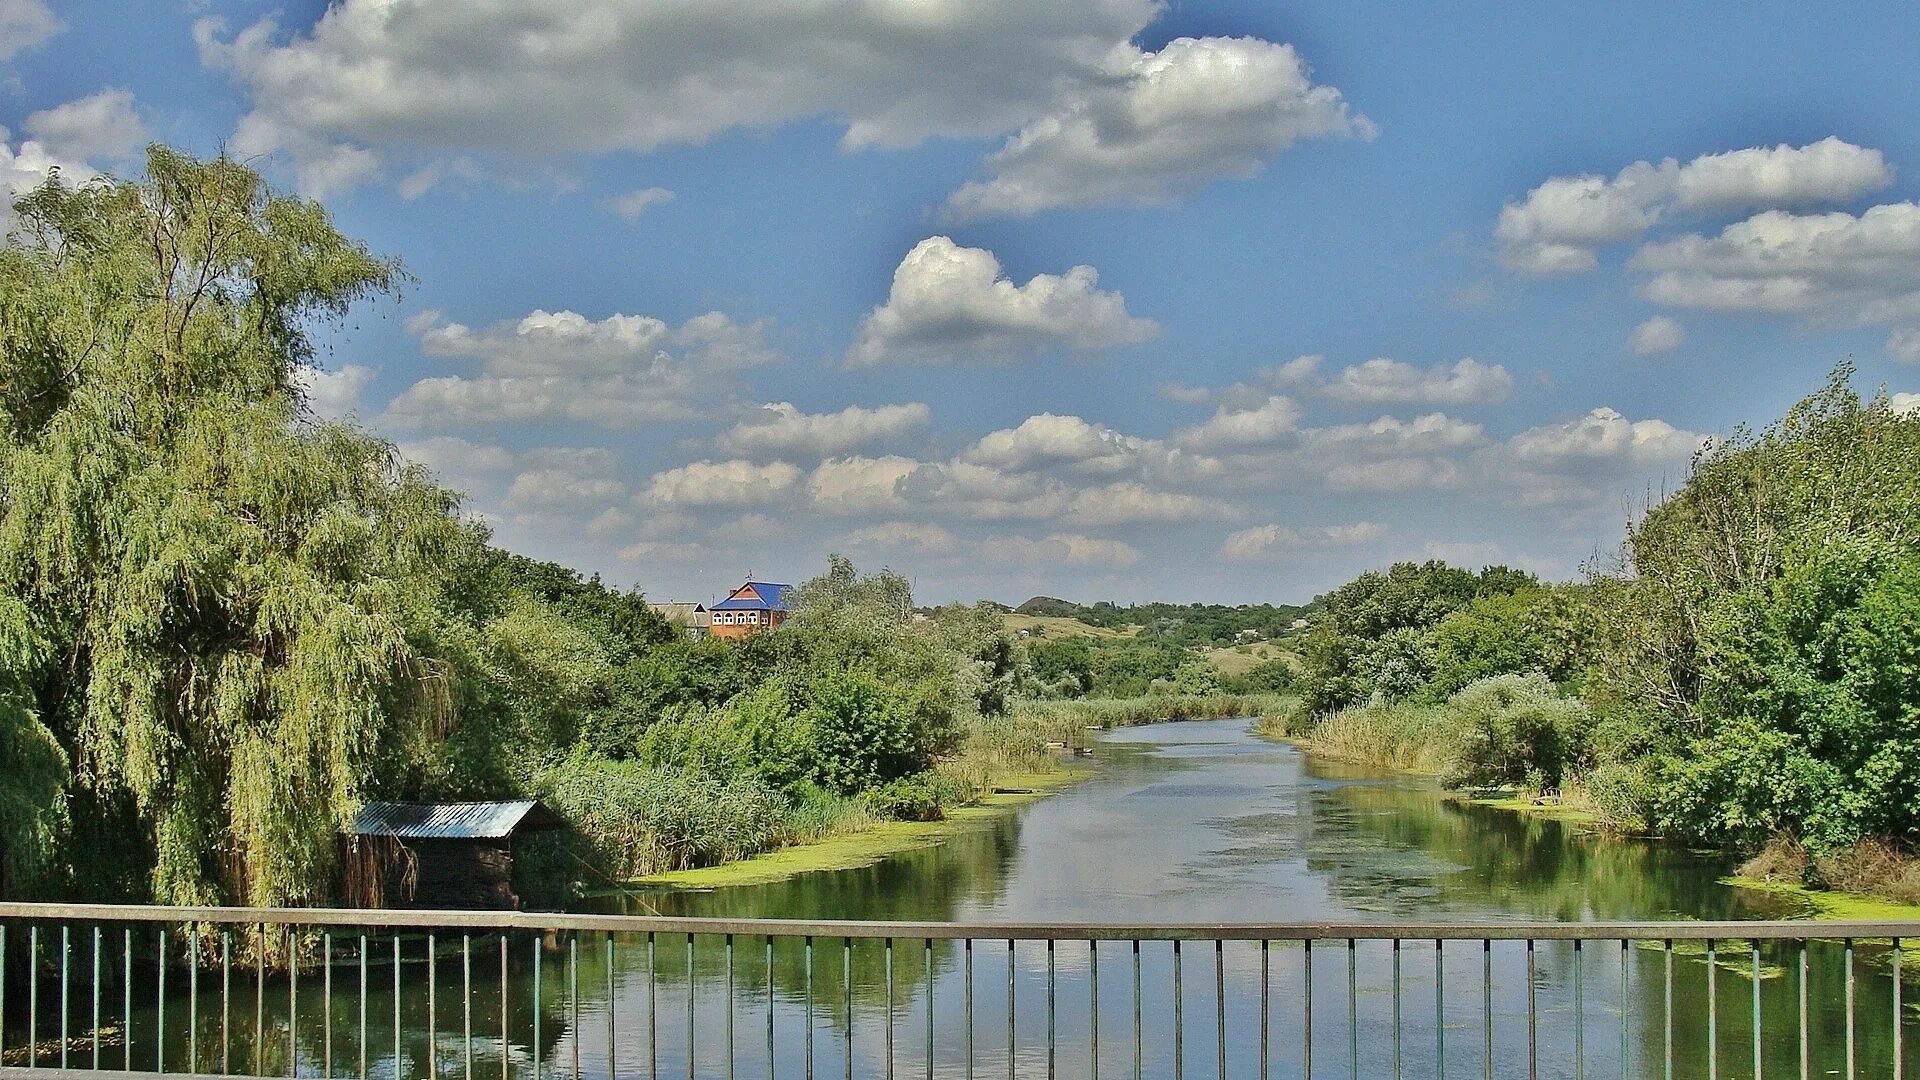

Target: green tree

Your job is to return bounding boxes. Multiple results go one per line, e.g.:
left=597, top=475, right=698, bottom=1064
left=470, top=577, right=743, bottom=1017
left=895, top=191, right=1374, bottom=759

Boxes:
left=0, top=149, right=465, bottom=904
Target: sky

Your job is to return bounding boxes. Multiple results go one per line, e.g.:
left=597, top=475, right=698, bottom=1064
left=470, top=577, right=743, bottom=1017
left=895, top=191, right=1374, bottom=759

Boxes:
left=5, top=0, right=1919, bottom=606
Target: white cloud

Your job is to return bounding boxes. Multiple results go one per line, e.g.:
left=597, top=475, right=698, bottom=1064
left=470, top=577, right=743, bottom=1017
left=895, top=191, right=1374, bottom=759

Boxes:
left=645, top=460, right=800, bottom=507
left=23, top=89, right=146, bottom=162
left=1, top=120, right=98, bottom=234
left=1497, top=138, right=1890, bottom=275
left=718, top=401, right=930, bottom=458
left=384, top=307, right=774, bottom=428
left=807, top=455, right=920, bottom=516
left=1175, top=395, right=1304, bottom=450
left=1221, top=521, right=1385, bottom=560
left=196, top=0, right=1159, bottom=192
left=505, top=468, right=627, bottom=511
left=1890, top=392, right=1920, bottom=415
left=1065, top=482, right=1239, bottom=525
left=843, top=522, right=959, bottom=555
left=1671, top=138, right=1892, bottom=213
left=1630, top=315, right=1686, bottom=357
left=847, top=236, right=1157, bottom=366
left=397, top=435, right=516, bottom=475
left=293, top=363, right=375, bottom=419
left=604, top=186, right=674, bottom=220
left=0, top=0, right=60, bottom=60
left=1506, top=407, right=1707, bottom=466
left=1320, top=357, right=1514, bottom=406
left=944, top=36, right=1369, bottom=218
left=1631, top=204, right=1920, bottom=345
left=977, top=532, right=1141, bottom=569
left=962, top=413, right=1143, bottom=474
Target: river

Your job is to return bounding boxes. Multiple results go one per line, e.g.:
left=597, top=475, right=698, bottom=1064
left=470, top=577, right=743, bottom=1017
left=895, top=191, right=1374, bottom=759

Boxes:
left=19, top=718, right=1913, bottom=1078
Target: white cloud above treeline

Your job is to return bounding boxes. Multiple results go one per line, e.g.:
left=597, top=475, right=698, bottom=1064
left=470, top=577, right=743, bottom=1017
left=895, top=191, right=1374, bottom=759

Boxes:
left=383, top=307, right=775, bottom=428
left=23, top=89, right=146, bottom=161
left=944, top=36, right=1370, bottom=218
left=718, top=402, right=930, bottom=458
left=194, top=1, right=1363, bottom=212
left=1497, top=138, right=1891, bottom=274
left=848, top=237, right=1158, bottom=366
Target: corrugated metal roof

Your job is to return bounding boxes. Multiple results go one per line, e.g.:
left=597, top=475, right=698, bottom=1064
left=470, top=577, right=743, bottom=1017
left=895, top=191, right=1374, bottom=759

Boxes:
left=711, top=581, right=792, bottom=611
left=346, top=800, right=564, bottom=839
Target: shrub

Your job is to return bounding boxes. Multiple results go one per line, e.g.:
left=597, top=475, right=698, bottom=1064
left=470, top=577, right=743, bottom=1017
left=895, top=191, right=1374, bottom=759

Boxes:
left=863, top=773, right=947, bottom=822
left=1441, top=674, right=1591, bottom=791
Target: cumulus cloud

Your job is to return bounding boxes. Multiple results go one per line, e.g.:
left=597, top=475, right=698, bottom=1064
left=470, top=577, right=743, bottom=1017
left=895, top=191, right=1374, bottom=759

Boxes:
left=0, top=0, right=60, bottom=60
left=961, top=413, right=1144, bottom=474
left=603, top=186, right=674, bottom=220
left=23, top=89, right=146, bottom=162
left=1320, top=357, right=1514, bottom=406
left=1220, top=521, right=1385, bottom=560
left=1630, top=315, right=1686, bottom=357
left=1157, top=381, right=1212, bottom=404
left=1175, top=395, right=1304, bottom=450
left=645, top=460, right=801, bottom=507
left=944, top=36, right=1369, bottom=218
left=1506, top=408, right=1707, bottom=466
left=195, top=0, right=1159, bottom=192
left=843, top=522, right=959, bottom=555
left=1630, top=203, right=1920, bottom=353
left=293, top=363, right=375, bottom=419
left=976, top=533, right=1141, bottom=569
left=397, top=435, right=517, bottom=482
left=846, top=236, right=1157, bottom=365
left=383, top=307, right=774, bottom=428
left=718, top=402, right=930, bottom=459
left=1497, top=138, right=1890, bottom=275
left=806, top=455, right=920, bottom=517
left=1891, top=392, right=1920, bottom=415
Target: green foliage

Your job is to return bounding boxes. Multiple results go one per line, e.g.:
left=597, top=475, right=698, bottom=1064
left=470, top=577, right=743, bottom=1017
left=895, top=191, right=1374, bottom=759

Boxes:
left=862, top=772, right=948, bottom=822
left=1027, top=637, right=1095, bottom=697
left=1442, top=674, right=1592, bottom=791
left=0, top=148, right=472, bottom=905
left=1014, top=596, right=1317, bottom=645
left=538, top=752, right=787, bottom=880
left=1219, top=658, right=1297, bottom=695
left=1298, top=562, right=1539, bottom=712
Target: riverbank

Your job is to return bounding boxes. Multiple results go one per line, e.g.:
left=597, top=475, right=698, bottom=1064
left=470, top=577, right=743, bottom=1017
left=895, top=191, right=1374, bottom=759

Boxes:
left=625, top=767, right=1089, bottom=890
left=623, top=693, right=1288, bottom=893
left=1252, top=709, right=1920, bottom=921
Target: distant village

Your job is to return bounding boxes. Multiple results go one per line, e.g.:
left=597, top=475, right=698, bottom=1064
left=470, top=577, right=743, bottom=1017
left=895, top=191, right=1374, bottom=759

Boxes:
left=648, top=579, right=792, bottom=640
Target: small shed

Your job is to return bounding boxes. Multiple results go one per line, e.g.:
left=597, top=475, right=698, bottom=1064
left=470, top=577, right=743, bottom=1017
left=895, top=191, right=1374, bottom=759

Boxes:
left=341, top=800, right=566, bottom=910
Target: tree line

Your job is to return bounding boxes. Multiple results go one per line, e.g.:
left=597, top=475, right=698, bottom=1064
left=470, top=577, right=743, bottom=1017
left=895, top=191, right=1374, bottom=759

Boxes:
left=1278, top=371, right=1920, bottom=894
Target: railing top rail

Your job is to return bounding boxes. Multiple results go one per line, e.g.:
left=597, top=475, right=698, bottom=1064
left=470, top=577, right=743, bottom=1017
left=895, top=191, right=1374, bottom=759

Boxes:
left=0, top=901, right=1913, bottom=940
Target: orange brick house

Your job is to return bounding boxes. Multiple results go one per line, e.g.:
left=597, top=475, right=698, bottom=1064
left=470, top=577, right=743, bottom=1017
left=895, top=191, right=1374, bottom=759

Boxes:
left=708, top=581, right=792, bottom=640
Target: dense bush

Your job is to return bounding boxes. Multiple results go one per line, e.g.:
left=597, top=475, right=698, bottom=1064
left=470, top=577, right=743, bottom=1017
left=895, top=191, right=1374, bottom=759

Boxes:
left=1441, top=674, right=1591, bottom=791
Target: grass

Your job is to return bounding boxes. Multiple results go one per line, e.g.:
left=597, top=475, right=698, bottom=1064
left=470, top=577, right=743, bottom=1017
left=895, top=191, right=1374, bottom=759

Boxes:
left=1201, top=642, right=1300, bottom=676
left=1011, top=692, right=1292, bottom=737
left=1001, top=613, right=1137, bottom=639
left=1258, top=700, right=1461, bottom=774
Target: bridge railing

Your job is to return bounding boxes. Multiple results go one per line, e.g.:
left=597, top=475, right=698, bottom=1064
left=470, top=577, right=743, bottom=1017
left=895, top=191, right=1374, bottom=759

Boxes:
left=0, top=903, right=1914, bottom=1079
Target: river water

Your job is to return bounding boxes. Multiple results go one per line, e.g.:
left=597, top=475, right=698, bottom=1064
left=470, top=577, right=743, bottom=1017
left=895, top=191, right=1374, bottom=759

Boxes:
left=11, top=719, right=1912, bottom=1078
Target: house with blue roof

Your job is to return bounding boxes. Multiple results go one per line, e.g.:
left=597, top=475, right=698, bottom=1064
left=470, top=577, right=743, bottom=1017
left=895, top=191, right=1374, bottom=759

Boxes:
left=709, top=580, right=792, bottom=639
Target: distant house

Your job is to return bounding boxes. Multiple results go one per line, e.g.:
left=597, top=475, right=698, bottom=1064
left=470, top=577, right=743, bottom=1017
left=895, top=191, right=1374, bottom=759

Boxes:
left=648, top=601, right=710, bottom=639
left=709, top=580, right=792, bottom=640
left=341, top=800, right=566, bottom=910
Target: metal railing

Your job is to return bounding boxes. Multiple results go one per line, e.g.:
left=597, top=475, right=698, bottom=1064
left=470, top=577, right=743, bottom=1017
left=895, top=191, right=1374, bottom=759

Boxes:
left=0, top=903, right=1915, bottom=1079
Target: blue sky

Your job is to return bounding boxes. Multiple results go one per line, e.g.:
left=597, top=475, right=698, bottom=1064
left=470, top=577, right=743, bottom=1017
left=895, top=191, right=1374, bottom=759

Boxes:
left=6, top=0, right=1918, bottom=604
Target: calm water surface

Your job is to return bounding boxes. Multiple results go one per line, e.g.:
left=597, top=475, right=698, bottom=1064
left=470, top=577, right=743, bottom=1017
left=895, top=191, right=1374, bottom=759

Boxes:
left=10, top=719, right=1911, bottom=1078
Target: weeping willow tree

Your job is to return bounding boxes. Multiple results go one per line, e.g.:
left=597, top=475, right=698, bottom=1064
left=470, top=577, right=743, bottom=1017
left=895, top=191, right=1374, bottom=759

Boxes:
left=0, top=147, right=468, bottom=905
